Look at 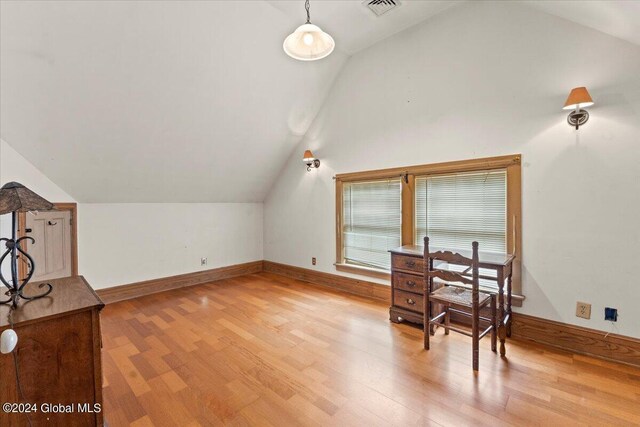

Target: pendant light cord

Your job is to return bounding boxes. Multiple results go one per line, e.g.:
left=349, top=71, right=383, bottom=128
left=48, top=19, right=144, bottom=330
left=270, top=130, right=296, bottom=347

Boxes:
left=305, top=0, right=311, bottom=23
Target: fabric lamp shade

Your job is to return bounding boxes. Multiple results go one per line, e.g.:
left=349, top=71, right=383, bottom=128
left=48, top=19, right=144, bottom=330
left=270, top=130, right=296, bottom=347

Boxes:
left=284, top=23, right=335, bottom=61
left=563, top=87, right=594, bottom=110
left=0, top=182, right=54, bottom=215
left=303, top=150, right=315, bottom=161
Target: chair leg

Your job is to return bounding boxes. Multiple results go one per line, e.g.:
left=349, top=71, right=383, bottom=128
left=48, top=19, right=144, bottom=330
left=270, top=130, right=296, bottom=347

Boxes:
left=423, top=291, right=430, bottom=350
left=472, top=306, right=479, bottom=371
left=444, top=306, right=450, bottom=335
left=429, top=302, right=438, bottom=336
left=491, top=297, right=497, bottom=353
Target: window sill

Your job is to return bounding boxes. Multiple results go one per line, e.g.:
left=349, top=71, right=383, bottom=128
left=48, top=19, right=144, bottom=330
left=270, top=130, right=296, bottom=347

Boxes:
left=476, top=287, right=525, bottom=308
left=333, top=263, right=524, bottom=307
left=334, top=263, right=391, bottom=281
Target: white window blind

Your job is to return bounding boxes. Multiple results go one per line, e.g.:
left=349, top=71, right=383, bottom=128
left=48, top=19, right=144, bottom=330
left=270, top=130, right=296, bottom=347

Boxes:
left=415, top=170, right=506, bottom=254
left=343, top=179, right=401, bottom=270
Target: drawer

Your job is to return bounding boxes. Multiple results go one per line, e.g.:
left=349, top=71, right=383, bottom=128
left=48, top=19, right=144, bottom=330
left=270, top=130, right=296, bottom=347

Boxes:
left=393, top=289, right=424, bottom=313
left=392, top=272, right=423, bottom=294
left=391, top=254, right=424, bottom=274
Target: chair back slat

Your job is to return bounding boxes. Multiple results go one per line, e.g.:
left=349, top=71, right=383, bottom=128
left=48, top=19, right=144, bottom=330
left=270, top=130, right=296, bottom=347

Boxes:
left=428, top=269, right=474, bottom=285
left=423, top=237, right=480, bottom=291
left=429, top=250, right=473, bottom=267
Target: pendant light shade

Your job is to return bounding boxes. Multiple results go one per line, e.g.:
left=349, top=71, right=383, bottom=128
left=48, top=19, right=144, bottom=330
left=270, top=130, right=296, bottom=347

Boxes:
left=283, top=0, right=335, bottom=61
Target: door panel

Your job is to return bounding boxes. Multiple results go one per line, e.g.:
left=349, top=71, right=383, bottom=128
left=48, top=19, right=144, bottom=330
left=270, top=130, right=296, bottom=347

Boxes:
left=25, top=210, right=72, bottom=281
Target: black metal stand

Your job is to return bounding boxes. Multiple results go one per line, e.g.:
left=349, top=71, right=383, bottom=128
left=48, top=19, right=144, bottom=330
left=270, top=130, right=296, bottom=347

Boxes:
left=0, top=211, right=52, bottom=308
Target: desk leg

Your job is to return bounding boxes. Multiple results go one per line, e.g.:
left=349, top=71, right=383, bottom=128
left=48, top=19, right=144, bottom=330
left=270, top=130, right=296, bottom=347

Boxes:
left=498, top=270, right=506, bottom=357
left=506, top=273, right=513, bottom=338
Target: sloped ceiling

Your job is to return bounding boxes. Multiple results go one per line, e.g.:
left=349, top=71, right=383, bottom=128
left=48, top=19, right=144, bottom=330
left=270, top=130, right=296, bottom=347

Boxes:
left=2, top=1, right=639, bottom=202
left=524, top=0, right=640, bottom=47
left=1, top=0, right=347, bottom=202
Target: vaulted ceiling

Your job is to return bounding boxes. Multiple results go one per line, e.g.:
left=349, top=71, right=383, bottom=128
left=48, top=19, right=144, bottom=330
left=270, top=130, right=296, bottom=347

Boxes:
left=0, top=0, right=350, bottom=202
left=1, top=0, right=638, bottom=202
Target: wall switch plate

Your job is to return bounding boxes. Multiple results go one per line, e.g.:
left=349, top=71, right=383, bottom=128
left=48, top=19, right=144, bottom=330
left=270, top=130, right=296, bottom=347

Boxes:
left=201, top=257, right=207, bottom=266
left=576, top=302, right=591, bottom=319
left=312, top=257, right=316, bottom=266
left=605, top=307, right=618, bottom=322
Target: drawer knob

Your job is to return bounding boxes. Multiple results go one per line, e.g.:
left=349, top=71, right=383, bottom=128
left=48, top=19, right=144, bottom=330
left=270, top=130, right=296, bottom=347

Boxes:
left=406, top=298, right=416, bottom=305
left=405, top=260, right=416, bottom=268
left=406, top=280, right=416, bottom=287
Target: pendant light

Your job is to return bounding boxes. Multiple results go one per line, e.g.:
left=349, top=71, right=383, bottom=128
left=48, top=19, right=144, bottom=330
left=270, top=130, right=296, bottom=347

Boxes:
left=283, top=0, right=335, bottom=61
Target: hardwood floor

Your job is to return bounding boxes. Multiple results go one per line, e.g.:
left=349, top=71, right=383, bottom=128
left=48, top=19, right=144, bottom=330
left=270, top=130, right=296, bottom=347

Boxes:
left=101, top=272, right=640, bottom=426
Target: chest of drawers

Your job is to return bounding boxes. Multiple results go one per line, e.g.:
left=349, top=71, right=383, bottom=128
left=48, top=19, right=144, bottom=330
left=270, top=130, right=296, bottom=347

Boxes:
left=0, top=276, right=104, bottom=426
left=389, top=247, right=425, bottom=324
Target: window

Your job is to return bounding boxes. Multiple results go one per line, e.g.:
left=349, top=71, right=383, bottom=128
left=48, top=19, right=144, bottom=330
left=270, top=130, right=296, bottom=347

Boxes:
left=415, top=170, right=507, bottom=290
left=342, top=179, right=401, bottom=271
left=415, top=170, right=506, bottom=253
left=335, top=154, right=522, bottom=296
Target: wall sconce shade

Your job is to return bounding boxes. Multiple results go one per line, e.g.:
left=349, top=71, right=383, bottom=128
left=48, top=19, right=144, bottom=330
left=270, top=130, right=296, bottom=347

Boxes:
left=563, top=87, right=594, bottom=110
left=303, top=150, right=320, bottom=171
left=563, top=87, right=594, bottom=130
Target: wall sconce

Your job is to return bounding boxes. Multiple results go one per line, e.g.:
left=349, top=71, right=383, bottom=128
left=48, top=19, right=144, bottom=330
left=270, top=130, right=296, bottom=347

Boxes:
left=303, top=150, right=320, bottom=171
left=563, top=87, right=594, bottom=130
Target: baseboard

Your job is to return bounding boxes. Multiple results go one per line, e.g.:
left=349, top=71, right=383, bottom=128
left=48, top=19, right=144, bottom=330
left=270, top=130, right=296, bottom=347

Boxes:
left=510, top=313, right=640, bottom=367
left=263, top=260, right=391, bottom=302
left=96, top=260, right=263, bottom=304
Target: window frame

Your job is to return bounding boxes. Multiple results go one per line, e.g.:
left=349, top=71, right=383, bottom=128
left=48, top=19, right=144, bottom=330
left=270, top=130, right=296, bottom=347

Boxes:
left=335, top=154, right=522, bottom=298
left=340, top=178, right=403, bottom=273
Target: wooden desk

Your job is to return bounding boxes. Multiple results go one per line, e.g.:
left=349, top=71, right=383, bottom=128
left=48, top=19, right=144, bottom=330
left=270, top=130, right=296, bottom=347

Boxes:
left=389, top=245, right=514, bottom=356
left=0, top=276, right=104, bottom=426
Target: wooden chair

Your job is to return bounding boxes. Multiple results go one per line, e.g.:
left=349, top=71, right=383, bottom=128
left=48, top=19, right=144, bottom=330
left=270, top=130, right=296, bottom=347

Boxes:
left=422, top=236, right=497, bottom=371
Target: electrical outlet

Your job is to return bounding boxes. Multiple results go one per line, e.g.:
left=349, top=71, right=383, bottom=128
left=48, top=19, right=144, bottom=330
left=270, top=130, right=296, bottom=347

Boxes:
left=575, top=302, right=591, bottom=319
left=605, top=307, right=618, bottom=322
left=201, top=257, right=207, bottom=266
left=312, top=257, right=316, bottom=265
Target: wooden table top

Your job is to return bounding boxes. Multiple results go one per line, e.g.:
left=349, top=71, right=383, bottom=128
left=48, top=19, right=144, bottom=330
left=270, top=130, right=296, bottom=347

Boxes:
left=390, top=245, right=515, bottom=268
left=0, top=275, right=104, bottom=327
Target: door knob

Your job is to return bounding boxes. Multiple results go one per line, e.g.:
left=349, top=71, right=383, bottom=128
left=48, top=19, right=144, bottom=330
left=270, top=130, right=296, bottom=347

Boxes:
left=48, top=221, right=57, bottom=226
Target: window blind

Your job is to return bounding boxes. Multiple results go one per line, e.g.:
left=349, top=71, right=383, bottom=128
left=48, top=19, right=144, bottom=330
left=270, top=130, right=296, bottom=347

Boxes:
left=343, top=179, right=401, bottom=270
left=415, top=170, right=507, bottom=254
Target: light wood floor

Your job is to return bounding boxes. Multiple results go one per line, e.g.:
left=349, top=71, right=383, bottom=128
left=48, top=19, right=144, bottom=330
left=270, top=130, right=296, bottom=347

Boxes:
left=101, top=272, right=640, bottom=426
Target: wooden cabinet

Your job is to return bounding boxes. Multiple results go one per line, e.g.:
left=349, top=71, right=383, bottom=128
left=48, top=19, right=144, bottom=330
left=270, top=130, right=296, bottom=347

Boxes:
left=0, top=276, right=104, bottom=426
left=389, top=246, right=425, bottom=325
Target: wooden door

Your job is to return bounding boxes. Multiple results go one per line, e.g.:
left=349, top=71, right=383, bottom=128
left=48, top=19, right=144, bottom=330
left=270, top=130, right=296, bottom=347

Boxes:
left=25, top=210, right=72, bottom=281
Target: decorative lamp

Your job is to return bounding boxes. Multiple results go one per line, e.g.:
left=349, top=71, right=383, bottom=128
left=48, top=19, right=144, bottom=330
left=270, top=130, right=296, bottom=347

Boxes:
left=303, top=150, right=320, bottom=171
left=0, top=182, right=54, bottom=308
left=563, top=87, right=594, bottom=130
left=283, top=0, right=335, bottom=61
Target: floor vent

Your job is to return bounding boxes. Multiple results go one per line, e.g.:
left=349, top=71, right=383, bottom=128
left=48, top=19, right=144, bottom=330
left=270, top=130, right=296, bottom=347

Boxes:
left=363, top=0, right=401, bottom=17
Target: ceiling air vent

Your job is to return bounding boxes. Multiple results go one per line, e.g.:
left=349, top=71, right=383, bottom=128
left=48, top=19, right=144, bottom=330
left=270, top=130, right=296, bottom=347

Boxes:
left=363, top=0, right=401, bottom=17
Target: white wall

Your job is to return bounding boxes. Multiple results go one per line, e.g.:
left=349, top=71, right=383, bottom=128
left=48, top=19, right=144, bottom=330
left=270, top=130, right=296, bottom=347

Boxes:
left=0, top=139, right=76, bottom=203
left=0, top=139, right=264, bottom=289
left=264, top=2, right=640, bottom=338
left=79, top=203, right=263, bottom=289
